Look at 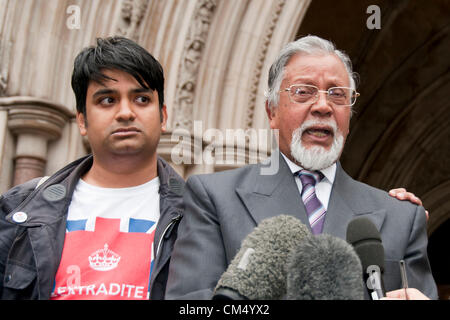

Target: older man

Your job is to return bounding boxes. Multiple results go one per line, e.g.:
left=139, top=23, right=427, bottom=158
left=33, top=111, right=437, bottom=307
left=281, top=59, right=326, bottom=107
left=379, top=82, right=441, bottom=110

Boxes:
left=165, top=35, right=437, bottom=300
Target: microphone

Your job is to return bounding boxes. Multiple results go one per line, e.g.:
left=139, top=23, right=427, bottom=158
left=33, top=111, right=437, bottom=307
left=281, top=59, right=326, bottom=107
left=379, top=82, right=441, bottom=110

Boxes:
left=212, top=215, right=311, bottom=300
left=286, top=233, right=365, bottom=300
left=346, top=217, right=386, bottom=300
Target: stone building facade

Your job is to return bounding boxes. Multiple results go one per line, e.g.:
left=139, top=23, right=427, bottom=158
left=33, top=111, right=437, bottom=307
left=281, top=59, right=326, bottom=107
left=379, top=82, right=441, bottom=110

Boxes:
left=0, top=0, right=448, bottom=299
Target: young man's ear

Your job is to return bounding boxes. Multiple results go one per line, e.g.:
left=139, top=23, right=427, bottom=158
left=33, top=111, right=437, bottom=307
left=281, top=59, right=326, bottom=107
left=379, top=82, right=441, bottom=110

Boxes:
left=160, top=104, right=168, bottom=132
left=76, top=112, right=87, bottom=136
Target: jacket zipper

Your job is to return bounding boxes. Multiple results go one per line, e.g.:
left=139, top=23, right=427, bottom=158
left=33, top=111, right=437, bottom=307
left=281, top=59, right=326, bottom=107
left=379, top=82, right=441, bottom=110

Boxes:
left=155, top=214, right=181, bottom=257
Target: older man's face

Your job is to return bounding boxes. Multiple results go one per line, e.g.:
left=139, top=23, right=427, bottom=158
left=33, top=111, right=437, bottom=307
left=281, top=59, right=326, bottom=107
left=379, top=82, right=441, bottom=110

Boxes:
left=267, top=53, right=352, bottom=167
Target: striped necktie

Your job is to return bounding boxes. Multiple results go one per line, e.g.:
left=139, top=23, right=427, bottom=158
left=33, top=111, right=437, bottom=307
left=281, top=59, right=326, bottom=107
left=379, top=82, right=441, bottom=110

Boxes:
left=297, top=170, right=326, bottom=235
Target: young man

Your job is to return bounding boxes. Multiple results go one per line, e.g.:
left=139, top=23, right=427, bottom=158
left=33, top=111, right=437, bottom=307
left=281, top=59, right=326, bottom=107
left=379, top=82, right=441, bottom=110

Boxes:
left=0, top=37, right=184, bottom=300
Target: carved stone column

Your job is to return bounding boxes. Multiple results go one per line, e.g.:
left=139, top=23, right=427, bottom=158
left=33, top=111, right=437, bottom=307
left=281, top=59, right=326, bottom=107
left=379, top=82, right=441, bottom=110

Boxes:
left=1, top=97, right=73, bottom=186
left=117, top=0, right=148, bottom=40
left=173, top=0, right=218, bottom=131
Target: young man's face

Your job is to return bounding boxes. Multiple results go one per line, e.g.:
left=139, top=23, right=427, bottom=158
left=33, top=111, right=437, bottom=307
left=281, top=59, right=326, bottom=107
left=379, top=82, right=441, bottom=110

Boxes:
left=77, top=69, right=167, bottom=161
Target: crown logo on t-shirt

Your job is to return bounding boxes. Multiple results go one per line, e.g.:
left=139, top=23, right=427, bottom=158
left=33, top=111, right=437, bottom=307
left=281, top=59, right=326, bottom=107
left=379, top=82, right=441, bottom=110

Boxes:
left=88, top=243, right=121, bottom=271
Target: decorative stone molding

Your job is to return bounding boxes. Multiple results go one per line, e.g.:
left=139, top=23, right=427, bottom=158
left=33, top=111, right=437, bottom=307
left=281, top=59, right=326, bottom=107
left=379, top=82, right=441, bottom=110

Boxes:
left=158, top=130, right=203, bottom=168
left=157, top=130, right=187, bottom=163
left=7, top=105, right=70, bottom=141
left=173, top=0, right=218, bottom=131
left=0, top=37, right=12, bottom=96
left=157, top=128, right=272, bottom=177
left=245, top=0, right=286, bottom=129
left=117, top=0, right=149, bottom=40
left=0, top=96, right=74, bottom=185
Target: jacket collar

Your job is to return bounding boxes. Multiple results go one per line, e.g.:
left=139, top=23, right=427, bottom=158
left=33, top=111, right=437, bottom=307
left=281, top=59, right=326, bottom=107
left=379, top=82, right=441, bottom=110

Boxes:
left=5, top=155, right=93, bottom=227
left=156, top=156, right=185, bottom=201
left=152, top=156, right=185, bottom=258
left=236, top=151, right=310, bottom=227
left=6, top=155, right=185, bottom=227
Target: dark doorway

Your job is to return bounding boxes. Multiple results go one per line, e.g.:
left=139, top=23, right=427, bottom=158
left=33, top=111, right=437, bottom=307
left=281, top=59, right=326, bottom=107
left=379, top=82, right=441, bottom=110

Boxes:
left=428, top=218, right=450, bottom=300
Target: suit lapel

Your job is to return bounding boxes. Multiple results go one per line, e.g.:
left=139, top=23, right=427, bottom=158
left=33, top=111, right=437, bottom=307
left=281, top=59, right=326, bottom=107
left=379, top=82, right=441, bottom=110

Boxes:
left=323, top=162, right=386, bottom=239
left=236, top=152, right=311, bottom=229
left=235, top=157, right=386, bottom=238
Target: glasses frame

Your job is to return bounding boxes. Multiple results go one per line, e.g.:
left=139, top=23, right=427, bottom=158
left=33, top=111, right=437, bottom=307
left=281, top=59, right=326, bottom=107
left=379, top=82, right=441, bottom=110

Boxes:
left=281, top=84, right=360, bottom=107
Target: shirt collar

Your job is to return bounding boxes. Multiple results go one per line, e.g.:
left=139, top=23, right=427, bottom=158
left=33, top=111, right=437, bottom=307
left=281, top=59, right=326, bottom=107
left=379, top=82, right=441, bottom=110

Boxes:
left=280, top=152, right=336, bottom=184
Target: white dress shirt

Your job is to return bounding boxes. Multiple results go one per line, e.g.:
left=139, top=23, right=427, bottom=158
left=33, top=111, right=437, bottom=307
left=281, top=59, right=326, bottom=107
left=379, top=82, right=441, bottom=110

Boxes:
left=281, top=152, right=336, bottom=210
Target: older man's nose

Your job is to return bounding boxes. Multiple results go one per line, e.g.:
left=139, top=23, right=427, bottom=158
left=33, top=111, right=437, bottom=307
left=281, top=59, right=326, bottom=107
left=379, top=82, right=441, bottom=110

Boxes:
left=310, top=92, right=333, bottom=117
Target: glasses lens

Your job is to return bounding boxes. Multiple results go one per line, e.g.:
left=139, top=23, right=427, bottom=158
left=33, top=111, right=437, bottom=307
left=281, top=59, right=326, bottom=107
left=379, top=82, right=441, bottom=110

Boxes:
left=328, top=87, right=356, bottom=106
left=290, top=85, right=317, bottom=103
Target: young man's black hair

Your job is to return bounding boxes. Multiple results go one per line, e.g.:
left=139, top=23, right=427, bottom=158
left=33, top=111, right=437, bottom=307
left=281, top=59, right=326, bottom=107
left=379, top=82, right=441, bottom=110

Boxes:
left=71, top=36, right=165, bottom=120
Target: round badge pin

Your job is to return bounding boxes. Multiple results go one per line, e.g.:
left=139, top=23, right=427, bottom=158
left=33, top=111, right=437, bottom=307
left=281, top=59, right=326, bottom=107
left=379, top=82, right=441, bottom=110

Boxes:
left=12, top=211, right=28, bottom=223
left=43, top=184, right=66, bottom=202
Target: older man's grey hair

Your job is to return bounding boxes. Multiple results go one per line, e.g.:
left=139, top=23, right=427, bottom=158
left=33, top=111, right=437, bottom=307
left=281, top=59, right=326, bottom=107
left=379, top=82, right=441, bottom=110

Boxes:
left=266, top=35, right=358, bottom=109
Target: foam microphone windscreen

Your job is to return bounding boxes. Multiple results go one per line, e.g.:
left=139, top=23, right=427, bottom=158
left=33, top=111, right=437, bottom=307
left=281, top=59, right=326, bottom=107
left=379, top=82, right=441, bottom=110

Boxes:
left=346, top=217, right=385, bottom=273
left=286, top=233, right=365, bottom=300
left=213, top=215, right=311, bottom=300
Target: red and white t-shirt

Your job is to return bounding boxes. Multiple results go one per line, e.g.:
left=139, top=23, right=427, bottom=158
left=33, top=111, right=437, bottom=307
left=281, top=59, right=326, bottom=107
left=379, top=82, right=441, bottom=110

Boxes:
left=51, top=177, right=160, bottom=300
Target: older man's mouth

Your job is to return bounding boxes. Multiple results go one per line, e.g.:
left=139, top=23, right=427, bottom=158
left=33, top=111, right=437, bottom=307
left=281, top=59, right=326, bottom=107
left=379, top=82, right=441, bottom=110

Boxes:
left=303, top=126, right=334, bottom=141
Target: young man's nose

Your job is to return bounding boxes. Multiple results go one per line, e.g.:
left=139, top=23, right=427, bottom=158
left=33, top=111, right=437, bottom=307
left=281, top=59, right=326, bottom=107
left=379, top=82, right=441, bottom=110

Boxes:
left=116, top=99, right=136, bottom=121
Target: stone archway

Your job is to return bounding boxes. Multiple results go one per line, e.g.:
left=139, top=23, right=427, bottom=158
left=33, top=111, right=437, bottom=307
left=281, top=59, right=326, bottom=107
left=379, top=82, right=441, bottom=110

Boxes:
left=154, top=0, right=313, bottom=176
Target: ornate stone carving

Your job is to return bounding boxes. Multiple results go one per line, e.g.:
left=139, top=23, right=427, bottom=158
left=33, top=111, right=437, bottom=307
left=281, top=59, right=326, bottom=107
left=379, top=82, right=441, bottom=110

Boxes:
left=117, top=0, right=148, bottom=40
left=0, top=38, right=12, bottom=96
left=173, top=0, right=218, bottom=130
left=1, top=96, right=74, bottom=185
left=7, top=104, right=69, bottom=140
left=245, top=0, right=285, bottom=129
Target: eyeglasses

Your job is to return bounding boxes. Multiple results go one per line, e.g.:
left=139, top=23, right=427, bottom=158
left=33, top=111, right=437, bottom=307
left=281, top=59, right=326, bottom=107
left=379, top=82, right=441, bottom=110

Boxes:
left=281, top=84, right=360, bottom=107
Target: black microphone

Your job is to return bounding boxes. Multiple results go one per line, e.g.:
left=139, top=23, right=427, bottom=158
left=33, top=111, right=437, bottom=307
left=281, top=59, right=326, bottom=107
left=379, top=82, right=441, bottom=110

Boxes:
left=346, top=217, right=386, bottom=300
left=212, top=215, right=311, bottom=300
left=286, top=233, right=365, bottom=300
